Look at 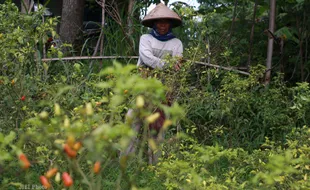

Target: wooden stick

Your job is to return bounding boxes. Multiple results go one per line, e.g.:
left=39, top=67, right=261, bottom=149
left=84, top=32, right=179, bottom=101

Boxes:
left=41, top=56, right=250, bottom=75
left=194, top=61, right=250, bottom=76
left=42, top=56, right=139, bottom=61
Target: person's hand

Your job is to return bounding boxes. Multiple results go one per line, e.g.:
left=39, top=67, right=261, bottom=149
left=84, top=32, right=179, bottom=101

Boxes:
left=174, top=57, right=184, bottom=71
left=174, top=62, right=181, bottom=71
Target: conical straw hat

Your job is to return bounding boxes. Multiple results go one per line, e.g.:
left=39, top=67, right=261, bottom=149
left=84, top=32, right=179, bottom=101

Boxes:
left=142, top=3, right=182, bottom=28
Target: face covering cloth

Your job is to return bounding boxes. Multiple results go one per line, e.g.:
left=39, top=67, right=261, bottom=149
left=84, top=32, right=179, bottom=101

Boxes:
left=150, top=24, right=176, bottom=41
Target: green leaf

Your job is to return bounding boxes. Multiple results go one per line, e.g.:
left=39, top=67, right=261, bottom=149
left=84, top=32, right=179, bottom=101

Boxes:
left=257, top=5, right=269, bottom=17
left=300, top=95, right=310, bottom=102
left=96, top=82, right=111, bottom=89
left=100, top=96, right=109, bottom=103
left=54, top=85, right=74, bottom=99
left=99, top=67, right=115, bottom=76
left=0, top=133, right=4, bottom=143
left=92, top=124, right=110, bottom=136
left=110, top=95, right=124, bottom=107
left=9, top=182, right=24, bottom=188
left=4, top=131, right=16, bottom=145
left=274, top=27, right=299, bottom=44
left=17, top=36, right=23, bottom=44
left=0, top=151, right=12, bottom=161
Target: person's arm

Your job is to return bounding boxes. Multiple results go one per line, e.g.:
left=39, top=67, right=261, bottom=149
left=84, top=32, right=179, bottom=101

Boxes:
left=139, top=35, right=165, bottom=69
left=173, top=40, right=183, bottom=57
left=173, top=40, right=183, bottom=71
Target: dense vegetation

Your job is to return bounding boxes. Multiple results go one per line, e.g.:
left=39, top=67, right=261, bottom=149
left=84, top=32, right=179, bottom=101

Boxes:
left=0, top=1, right=310, bottom=189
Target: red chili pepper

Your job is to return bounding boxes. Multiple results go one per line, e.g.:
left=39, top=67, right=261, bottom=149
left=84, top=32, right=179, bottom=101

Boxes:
left=19, top=153, right=31, bottom=169
left=62, top=172, right=73, bottom=187
left=93, top=161, right=101, bottom=174
left=40, top=176, right=51, bottom=189
left=47, top=37, right=53, bottom=42
left=45, top=168, right=58, bottom=178
left=20, top=96, right=26, bottom=101
left=67, top=135, right=75, bottom=148
left=72, top=142, right=82, bottom=151
left=63, top=144, right=77, bottom=158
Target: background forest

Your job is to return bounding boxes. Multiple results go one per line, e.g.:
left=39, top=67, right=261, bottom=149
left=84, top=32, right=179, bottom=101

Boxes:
left=0, top=0, right=310, bottom=189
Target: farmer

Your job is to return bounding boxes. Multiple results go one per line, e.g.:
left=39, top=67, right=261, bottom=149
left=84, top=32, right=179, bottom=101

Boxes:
left=123, top=3, right=183, bottom=164
left=137, top=3, right=183, bottom=70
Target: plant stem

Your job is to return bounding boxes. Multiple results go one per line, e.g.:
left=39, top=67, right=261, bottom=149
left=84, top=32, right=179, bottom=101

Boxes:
left=74, top=159, right=93, bottom=189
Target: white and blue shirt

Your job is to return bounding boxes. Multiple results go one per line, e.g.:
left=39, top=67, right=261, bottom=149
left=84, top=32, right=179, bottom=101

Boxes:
left=137, top=34, right=183, bottom=69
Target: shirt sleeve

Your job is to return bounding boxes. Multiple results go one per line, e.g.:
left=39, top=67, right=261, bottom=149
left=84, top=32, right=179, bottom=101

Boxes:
left=173, top=40, right=183, bottom=57
left=139, top=35, right=165, bottom=69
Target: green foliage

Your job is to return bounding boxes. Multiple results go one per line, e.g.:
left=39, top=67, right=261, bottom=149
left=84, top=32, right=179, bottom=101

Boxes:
left=155, top=126, right=310, bottom=190
left=0, top=2, right=58, bottom=74
left=0, top=2, right=60, bottom=134
left=0, top=1, right=310, bottom=190
left=180, top=64, right=310, bottom=150
left=0, top=61, right=183, bottom=189
left=197, top=0, right=310, bottom=82
left=290, top=82, right=310, bottom=124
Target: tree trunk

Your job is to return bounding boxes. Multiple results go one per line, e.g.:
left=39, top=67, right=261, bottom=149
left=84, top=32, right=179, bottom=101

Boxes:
left=297, top=17, right=304, bottom=81
left=265, top=0, right=276, bottom=85
left=228, top=0, right=238, bottom=46
left=127, top=0, right=135, bottom=37
left=21, top=0, right=34, bottom=14
left=306, top=32, right=308, bottom=81
left=21, top=0, right=29, bottom=13
left=298, top=10, right=306, bottom=81
left=247, top=0, right=258, bottom=71
left=59, top=0, right=85, bottom=44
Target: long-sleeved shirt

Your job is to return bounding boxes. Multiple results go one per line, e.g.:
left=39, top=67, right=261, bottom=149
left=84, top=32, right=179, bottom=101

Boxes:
left=137, top=34, right=183, bottom=69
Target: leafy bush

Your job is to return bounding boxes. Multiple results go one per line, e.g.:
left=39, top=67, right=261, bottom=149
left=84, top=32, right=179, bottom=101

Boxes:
left=0, top=62, right=183, bottom=189
left=155, top=126, right=310, bottom=190
left=0, top=2, right=59, bottom=133
left=179, top=65, right=310, bottom=150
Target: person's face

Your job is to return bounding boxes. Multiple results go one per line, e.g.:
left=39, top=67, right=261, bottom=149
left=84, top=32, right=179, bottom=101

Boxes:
left=155, top=19, right=171, bottom=35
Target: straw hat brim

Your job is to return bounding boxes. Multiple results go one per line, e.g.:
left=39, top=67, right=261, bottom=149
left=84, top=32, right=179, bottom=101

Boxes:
left=141, top=18, right=182, bottom=28
left=141, top=3, right=182, bottom=28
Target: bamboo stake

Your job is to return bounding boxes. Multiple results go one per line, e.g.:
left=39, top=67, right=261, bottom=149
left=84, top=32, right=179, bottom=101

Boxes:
left=42, top=16, right=46, bottom=59
left=92, top=28, right=104, bottom=57
left=41, top=56, right=250, bottom=75
left=88, top=29, right=104, bottom=70
left=100, top=0, right=106, bottom=56
left=42, top=56, right=139, bottom=61
left=194, top=61, right=250, bottom=76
